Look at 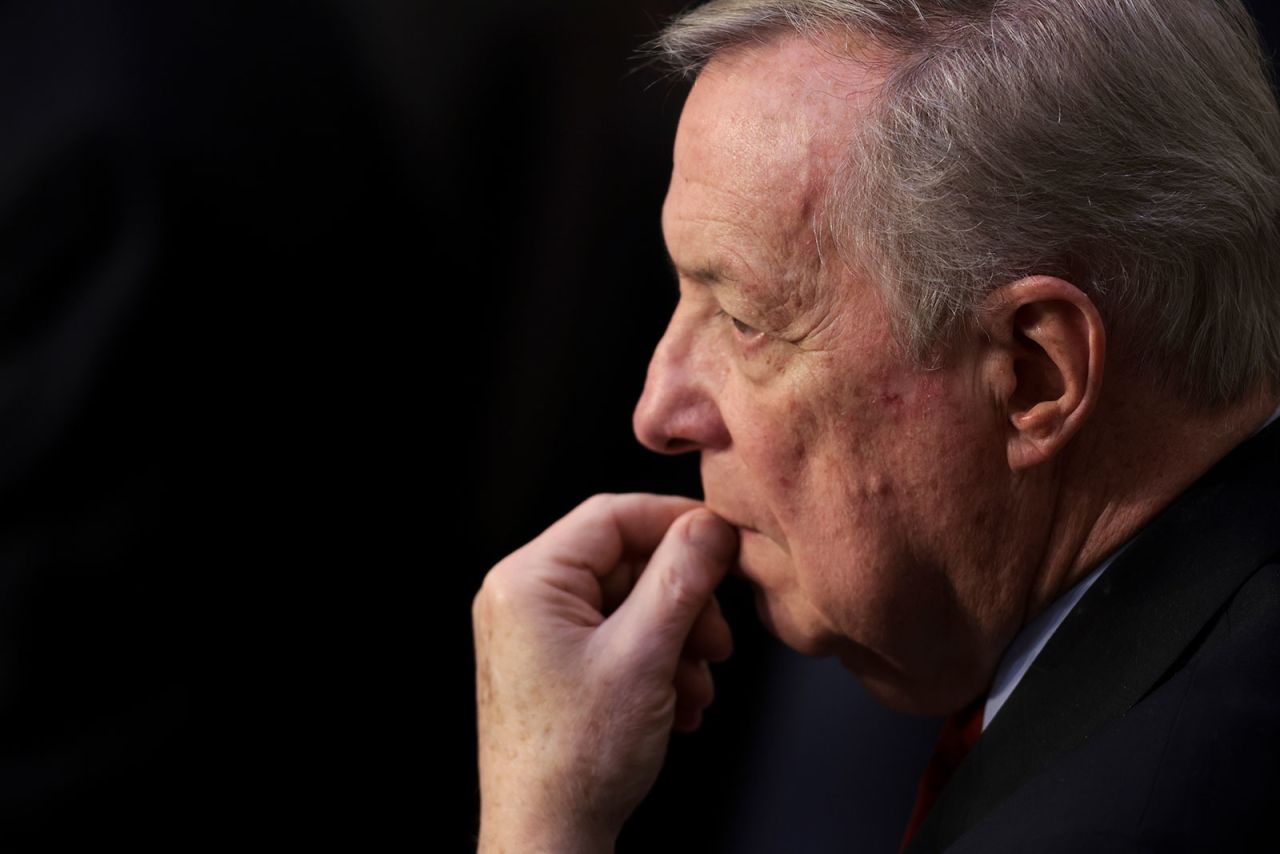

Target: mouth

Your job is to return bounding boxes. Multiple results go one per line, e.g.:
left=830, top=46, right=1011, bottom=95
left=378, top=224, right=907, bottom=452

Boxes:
left=702, top=503, right=770, bottom=580
left=709, top=512, right=759, bottom=539
left=713, top=517, right=764, bottom=578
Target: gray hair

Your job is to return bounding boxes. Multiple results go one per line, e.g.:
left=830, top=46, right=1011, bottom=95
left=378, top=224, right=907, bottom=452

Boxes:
left=655, top=0, right=1280, bottom=407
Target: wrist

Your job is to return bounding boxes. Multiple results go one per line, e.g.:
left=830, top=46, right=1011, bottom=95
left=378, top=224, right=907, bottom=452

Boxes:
left=477, top=811, right=615, bottom=854
left=478, top=779, right=618, bottom=854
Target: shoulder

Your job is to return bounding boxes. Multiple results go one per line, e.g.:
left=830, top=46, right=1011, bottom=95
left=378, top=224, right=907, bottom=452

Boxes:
left=950, top=560, right=1280, bottom=853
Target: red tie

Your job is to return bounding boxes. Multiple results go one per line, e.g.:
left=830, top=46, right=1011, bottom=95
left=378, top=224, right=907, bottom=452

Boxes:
left=899, top=698, right=986, bottom=852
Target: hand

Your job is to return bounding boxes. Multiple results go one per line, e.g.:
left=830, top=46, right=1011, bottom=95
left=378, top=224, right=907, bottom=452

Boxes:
left=473, top=493, right=739, bottom=853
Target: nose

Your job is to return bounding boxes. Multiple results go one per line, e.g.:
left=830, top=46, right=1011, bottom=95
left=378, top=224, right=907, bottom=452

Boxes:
left=632, top=303, right=731, bottom=455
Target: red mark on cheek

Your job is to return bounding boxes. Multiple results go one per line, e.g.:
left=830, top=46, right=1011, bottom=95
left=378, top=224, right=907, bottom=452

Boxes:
left=870, top=388, right=904, bottom=422
left=863, top=473, right=892, bottom=500
left=899, top=374, right=950, bottom=417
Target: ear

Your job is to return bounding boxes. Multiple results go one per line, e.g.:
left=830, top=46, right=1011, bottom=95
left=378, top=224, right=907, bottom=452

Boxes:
left=978, top=276, right=1106, bottom=471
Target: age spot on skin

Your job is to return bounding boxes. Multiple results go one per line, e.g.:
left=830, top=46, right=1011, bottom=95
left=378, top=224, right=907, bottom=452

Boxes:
left=863, top=474, right=892, bottom=500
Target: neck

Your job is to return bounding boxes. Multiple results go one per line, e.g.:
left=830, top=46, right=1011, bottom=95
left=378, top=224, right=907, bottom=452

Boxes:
left=1023, top=384, right=1280, bottom=623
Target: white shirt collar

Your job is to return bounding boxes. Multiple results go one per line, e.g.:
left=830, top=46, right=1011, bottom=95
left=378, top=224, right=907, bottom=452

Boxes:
left=981, top=546, right=1122, bottom=730
left=1261, top=403, right=1280, bottom=433
left=982, top=401, right=1280, bottom=731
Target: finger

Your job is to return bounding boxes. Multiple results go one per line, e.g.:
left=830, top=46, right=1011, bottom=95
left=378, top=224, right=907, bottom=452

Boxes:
left=673, top=704, right=703, bottom=734
left=489, top=494, right=703, bottom=619
left=673, top=658, right=713, bottom=732
left=597, top=557, right=645, bottom=617
left=529, top=493, right=703, bottom=578
left=607, top=510, right=738, bottom=679
left=683, top=595, right=733, bottom=664
left=675, top=657, right=713, bottom=710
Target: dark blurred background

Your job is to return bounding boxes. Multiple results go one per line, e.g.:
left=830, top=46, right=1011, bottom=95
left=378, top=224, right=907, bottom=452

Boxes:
left=2, top=0, right=1277, bottom=849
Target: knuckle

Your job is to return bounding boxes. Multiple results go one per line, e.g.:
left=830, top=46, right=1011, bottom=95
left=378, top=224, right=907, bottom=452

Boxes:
left=660, top=563, right=704, bottom=610
left=577, top=492, right=618, bottom=516
left=473, top=566, right=521, bottom=616
left=482, top=578, right=518, bottom=613
left=470, top=586, right=493, bottom=629
left=564, top=493, right=622, bottom=533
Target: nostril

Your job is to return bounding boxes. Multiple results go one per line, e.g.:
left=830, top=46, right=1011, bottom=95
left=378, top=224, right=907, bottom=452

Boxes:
left=633, top=383, right=731, bottom=455
left=633, top=412, right=695, bottom=456
left=632, top=328, right=730, bottom=454
left=633, top=394, right=698, bottom=455
left=662, top=437, right=700, bottom=455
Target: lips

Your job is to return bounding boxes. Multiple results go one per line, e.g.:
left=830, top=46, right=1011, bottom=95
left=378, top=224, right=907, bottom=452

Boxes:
left=703, top=503, right=758, bottom=535
left=703, top=509, right=756, bottom=551
left=702, top=502, right=766, bottom=579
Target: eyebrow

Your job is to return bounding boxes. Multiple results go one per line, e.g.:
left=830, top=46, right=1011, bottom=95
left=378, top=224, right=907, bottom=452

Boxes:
left=664, top=251, right=738, bottom=288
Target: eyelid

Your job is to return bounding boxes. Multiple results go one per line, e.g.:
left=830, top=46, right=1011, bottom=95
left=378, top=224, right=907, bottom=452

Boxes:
left=715, top=307, right=764, bottom=341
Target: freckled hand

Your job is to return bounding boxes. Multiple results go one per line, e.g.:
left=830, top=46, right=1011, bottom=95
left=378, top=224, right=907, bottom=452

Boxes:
left=473, top=494, right=738, bottom=853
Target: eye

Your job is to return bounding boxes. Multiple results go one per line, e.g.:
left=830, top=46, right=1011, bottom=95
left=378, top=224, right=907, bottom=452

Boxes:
left=716, top=307, right=763, bottom=342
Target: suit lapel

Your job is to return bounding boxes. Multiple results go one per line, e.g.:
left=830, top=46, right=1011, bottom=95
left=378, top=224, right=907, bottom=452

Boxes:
left=906, top=417, right=1280, bottom=854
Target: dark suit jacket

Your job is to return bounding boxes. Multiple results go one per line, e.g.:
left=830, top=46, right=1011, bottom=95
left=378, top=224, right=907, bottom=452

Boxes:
left=906, top=415, right=1280, bottom=853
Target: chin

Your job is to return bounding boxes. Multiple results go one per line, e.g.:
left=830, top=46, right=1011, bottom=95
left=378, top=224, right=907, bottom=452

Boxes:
left=752, top=588, right=841, bottom=658
left=837, top=651, right=927, bottom=714
left=838, top=648, right=985, bottom=717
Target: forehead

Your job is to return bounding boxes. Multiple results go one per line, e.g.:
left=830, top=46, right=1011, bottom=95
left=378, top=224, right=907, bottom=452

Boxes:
left=663, top=34, right=884, bottom=288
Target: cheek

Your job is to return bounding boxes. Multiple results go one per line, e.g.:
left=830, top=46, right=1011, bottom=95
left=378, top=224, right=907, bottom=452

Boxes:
left=737, top=361, right=896, bottom=532
left=731, top=391, right=821, bottom=495
left=777, top=371, right=951, bottom=595
left=784, top=431, right=906, bottom=597
left=906, top=374, right=1004, bottom=504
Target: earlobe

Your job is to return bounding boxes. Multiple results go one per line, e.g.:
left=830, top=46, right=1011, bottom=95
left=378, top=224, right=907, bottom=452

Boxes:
left=980, top=277, right=1106, bottom=471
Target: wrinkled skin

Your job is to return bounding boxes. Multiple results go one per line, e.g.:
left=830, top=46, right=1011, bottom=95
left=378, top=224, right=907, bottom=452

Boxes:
left=473, top=495, right=737, bottom=852
left=472, top=28, right=1280, bottom=854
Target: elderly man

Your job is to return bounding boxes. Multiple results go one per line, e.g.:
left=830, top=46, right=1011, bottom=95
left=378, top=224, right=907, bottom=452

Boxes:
left=472, top=1, right=1280, bottom=851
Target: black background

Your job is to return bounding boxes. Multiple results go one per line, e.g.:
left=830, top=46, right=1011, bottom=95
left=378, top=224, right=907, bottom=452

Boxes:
left=1, top=0, right=1277, bottom=849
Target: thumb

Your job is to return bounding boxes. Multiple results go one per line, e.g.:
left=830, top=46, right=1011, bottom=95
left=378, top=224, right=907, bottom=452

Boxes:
left=605, top=510, right=738, bottom=678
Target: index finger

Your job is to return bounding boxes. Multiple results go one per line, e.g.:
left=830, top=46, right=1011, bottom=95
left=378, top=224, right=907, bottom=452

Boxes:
left=527, top=493, right=704, bottom=577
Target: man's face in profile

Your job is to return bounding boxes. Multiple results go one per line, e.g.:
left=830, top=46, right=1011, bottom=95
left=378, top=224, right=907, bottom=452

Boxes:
left=633, top=36, right=1030, bottom=714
